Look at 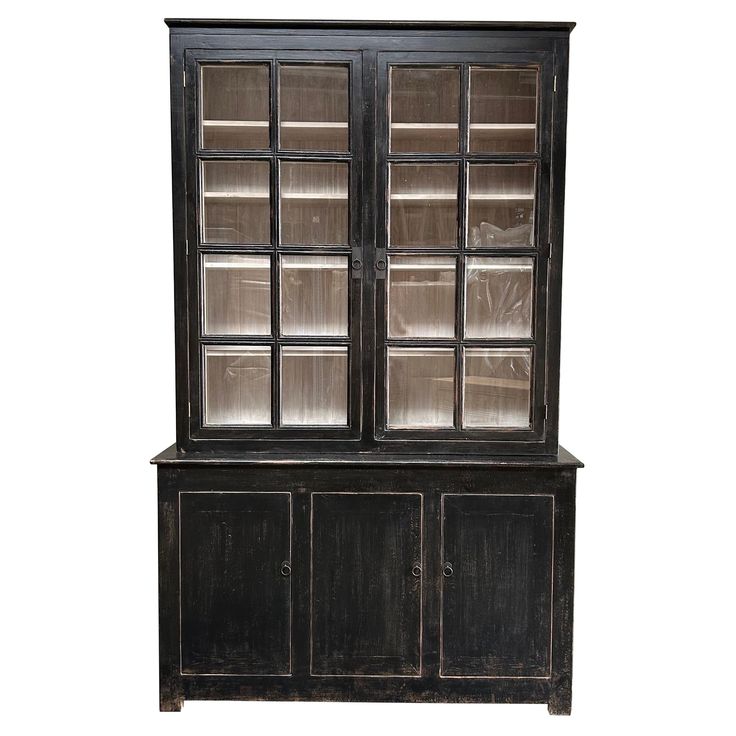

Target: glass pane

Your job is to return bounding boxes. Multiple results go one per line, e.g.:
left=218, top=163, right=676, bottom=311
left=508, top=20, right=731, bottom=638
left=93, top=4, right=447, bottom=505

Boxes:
left=280, top=162, right=348, bottom=245
left=202, top=161, right=270, bottom=245
left=387, top=347, right=454, bottom=429
left=465, top=257, right=533, bottom=338
left=204, top=346, right=271, bottom=426
left=390, top=66, right=460, bottom=153
left=388, top=256, right=455, bottom=338
left=467, top=164, right=535, bottom=247
left=201, top=64, right=270, bottom=150
left=390, top=164, right=458, bottom=247
left=279, top=65, right=349, bottom=151
left=469, top=67, right=537, bottom=153
left=203, top=254, right=271, bottom=336
left=281, top=346, right=348, bottom=426
left=463, top=348, right=531, bottom=428
left=280, top=255, right=348, bottom=336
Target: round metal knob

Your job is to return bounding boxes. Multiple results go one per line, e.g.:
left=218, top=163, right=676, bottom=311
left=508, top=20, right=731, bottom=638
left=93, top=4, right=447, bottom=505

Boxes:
left=352, top=258, right=362, bottom=270
left=411, top=564, right=422, bottom=577
left=442, top=562, right=454, bottom=577
left=375, top=258, right=387, bottom=271
left=280, top=561, right=291, bottom=577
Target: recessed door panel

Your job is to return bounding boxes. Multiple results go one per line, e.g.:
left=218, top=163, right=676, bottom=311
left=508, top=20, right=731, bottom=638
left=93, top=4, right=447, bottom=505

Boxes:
left=441, top=494, right=552, bottom=677
left=311, top=493, right=422, bottom=675
left=180, top=492, right=291, bottom=674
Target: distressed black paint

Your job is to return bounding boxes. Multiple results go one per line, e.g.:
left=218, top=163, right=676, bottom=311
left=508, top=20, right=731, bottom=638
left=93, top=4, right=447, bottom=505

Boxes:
left=311, top=493, right=422, bottom=675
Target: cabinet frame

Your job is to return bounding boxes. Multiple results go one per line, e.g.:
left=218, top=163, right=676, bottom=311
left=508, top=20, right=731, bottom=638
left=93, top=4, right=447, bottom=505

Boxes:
left=168, top=23, right=571, bottom=454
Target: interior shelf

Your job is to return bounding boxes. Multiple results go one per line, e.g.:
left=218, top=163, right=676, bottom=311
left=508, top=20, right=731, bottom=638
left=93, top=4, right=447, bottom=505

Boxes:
left=205, top=191, right=347, bottom=200
left=202, top=120, right=268, bottom=127
left=469, top=123, right=536, bottom=130
left=281, top=121, right=348, bottom=128
left=390, top=193, right=533, bottom=201
left=391, top=123, right=458, bottom=130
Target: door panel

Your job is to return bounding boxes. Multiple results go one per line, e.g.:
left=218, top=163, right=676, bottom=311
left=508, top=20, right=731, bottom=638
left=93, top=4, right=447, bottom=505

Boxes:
left=441, top=494, right=553, bottom=677
left=311, top=493, right=422, bottom=675
left=180, top=492, right=291, bottom=674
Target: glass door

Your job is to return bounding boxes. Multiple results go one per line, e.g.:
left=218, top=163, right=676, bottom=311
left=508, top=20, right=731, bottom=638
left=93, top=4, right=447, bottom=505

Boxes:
left=376, top=55, right=549, bottom=445
left=187, top=52, right=363, bottom=442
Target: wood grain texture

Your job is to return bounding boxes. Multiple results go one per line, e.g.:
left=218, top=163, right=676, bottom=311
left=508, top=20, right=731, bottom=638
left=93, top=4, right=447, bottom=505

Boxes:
left=441, top=494, right=553, bottom=677
left=311, top=493, right=422, bottom=675
left=179, top=492, right=291, bottom=675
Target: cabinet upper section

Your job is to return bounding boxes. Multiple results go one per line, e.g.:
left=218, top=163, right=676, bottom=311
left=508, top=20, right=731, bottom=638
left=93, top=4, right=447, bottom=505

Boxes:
left=167, top=21, right=574, bottom=455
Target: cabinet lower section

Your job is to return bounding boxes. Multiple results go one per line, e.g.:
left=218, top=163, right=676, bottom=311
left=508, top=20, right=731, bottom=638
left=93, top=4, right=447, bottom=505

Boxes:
left=155, top=451, right=580, bottom=714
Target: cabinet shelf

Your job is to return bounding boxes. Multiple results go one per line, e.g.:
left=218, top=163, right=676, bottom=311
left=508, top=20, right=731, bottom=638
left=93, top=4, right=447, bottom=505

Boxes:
left=205, top=191, right=347, bottom=200
left=202, top=119, right=269, bottom=127
left=390, top=193, right=533, bottom=201
left=281, top=121, right=348, bottom=128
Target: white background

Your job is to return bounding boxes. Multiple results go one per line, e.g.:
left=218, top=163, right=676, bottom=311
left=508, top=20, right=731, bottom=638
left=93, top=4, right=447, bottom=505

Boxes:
left=3, top=1, right=734, bottom=733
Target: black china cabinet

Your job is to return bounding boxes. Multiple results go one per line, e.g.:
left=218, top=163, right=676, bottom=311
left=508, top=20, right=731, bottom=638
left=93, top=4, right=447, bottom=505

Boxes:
left=152, top=19, right=582, bottom=714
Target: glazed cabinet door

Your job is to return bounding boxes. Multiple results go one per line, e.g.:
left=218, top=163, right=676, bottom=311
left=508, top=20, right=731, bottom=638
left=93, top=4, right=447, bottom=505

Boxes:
left=311, top=493, right=422, bottom=675
left=179, top=492, right=292, bottom=675
left=441, top=494, right=553, bottom=677
left=184, top=50, right=365, bottom=449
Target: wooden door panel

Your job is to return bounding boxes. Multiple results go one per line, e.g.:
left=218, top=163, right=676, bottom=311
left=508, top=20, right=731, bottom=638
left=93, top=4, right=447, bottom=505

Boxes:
left=180, top=492, right=291, bottom=674
left=441, top=494, right=553, bottom=677
left=311, top=493, right=422, bottom=675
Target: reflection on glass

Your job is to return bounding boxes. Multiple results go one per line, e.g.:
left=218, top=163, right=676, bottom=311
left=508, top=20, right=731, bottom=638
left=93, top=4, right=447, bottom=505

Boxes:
left=203, top=255, right=271, bottom=336
left=280, top=256, right=348, bottom=336
left=281, top=346, right=348, bottom=426
left=201, top=64, right=270, bottom=150
left=390, top=164, right=458, bottom=247
left=469, top=67, right=537, bottom=153
left=467, top=164, right=535, bottom=247
left=463, top=348, right=531, bottom=428
left=279, top=65, right=349, bottom=151
left=389, top=256, right=455, bottom=338
left=280, top=162, right=348, bottom=245
left=204, top=345, right=271, bottom=425
left=465, top=257, right=533, bottom=338
left=202, top=161, right=270, bottom=244
left=387, top=347, right=454, bottom=428
left=390, top=66, right=460, bottom=153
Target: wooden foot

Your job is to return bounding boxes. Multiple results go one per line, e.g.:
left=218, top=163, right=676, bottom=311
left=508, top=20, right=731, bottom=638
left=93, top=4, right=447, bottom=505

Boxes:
left=160, top=692, right=183, bottom=712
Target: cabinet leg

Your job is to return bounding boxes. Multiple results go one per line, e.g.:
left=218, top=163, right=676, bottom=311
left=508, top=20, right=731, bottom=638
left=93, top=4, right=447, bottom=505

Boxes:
left=160, top=692, right=183, bottom=712
left=547, top=677, right=572, bottom=715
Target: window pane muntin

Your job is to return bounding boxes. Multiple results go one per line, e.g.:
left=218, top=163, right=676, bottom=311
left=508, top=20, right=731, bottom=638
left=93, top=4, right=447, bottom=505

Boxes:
left=389, top=163, right=459, bottom=248
left=203, top=345, right=272, bottom=426
left=280, top=255, right=349, bottom=336
left=279, top=161, right=349, bottom=245
left=200, top=64, right=270, bottom=150
left=279, top=64, right=350, bottom=152
left=464, top=256, right=533, bottom=339
left=462, top=347, right=532, bottom=429
left=389, top=65, right=460, bottom=154
left=280, top=346, right=349, bottom=426
left=202, top=254, right=272, bottom=336
left=387, top=347, right=455, bottom=429
left=201, top=160, right=271, bottom=245
left=388, top=256, right=456, bottom=338
left=467, top=163, right=536, bottom=248
left=468, top=66, right=538, bottom=154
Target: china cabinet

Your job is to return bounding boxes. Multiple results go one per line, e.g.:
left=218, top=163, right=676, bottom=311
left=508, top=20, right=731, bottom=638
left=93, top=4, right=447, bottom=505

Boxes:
left=153, top=18, right=582, bottom=714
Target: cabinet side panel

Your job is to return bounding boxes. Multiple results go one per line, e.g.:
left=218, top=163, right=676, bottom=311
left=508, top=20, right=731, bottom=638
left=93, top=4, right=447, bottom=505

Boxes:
left=311, top=492, right=422, bottom=675
left=441, top=494, right=553, bottom=677
left=180, top=492, right=291, bottom=675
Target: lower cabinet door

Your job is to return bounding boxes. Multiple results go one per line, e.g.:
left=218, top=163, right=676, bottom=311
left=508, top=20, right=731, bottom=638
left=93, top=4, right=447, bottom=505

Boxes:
left=179, top=492, right=291, bottom=675
left=441, top=494, right=553, bottom=677
left=311, top=493, right=422, bottom=676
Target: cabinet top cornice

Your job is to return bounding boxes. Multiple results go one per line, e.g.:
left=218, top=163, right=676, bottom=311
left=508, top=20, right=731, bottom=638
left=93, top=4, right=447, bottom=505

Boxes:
left=164, top=18, right=576, bottom=34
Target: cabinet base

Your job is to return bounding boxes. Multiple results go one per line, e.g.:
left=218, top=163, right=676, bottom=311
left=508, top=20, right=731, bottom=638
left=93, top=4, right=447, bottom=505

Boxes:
left=155, top=447, right=581, bottom=716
